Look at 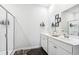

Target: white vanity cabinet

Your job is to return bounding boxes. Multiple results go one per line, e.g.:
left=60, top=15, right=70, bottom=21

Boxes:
left=40, top=34, right=48, bottom=53
left=48, top=38, right=71, bottom=55
left=40, top=33, right=79, bottom=55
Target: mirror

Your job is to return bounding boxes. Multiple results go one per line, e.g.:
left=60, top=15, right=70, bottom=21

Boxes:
left=68, top=20, right=79, bottom=36
left=61, top=5, right=79, bottom=37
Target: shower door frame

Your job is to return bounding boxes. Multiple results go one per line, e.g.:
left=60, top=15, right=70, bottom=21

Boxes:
left=0, top=5, right=15, bottom=55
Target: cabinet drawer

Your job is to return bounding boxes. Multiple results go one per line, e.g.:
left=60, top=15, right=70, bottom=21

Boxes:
left=49, top=38, right=72, bottom=54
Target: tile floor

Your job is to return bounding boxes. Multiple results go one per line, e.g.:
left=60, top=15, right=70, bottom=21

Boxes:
left=14, top=47, right=48, bottom=55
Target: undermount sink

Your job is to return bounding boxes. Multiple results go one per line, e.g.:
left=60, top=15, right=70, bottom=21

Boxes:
left=52, top=34, right=60, bottom=37
left=49, top=32, right=60, bottom=37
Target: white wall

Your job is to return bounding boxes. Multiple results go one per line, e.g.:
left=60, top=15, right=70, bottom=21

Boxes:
left=39, top=4, right=76, bottom=35
left=2, top=4, right=48, bottom=49
left=2, top=4, right=76, bottom=50
left=44, top=4, right=76, bottom=34
left=52, top=4, right=75, bottom=14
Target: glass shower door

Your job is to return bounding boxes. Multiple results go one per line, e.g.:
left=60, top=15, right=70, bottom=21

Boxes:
left=0, top=7, right=6, bottom=55
left=7, top=13, right=14, bottom=55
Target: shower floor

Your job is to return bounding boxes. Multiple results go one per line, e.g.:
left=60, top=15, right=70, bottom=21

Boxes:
left=14, top=47, right=48, bottom=55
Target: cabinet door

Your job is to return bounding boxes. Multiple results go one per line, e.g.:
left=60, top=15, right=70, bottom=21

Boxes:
left=40, top=34, right=47, bottom=52
left=56, top=45, right=71, bottom=55
left=48, top=40, right=56, bottom=55
left=40, top=35, right=44, bottom=48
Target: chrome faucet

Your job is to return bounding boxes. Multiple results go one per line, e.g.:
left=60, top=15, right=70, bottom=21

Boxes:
left=64, top=33, right=69, bottom=38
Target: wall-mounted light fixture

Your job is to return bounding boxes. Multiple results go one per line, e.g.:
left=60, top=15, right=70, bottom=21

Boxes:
left=51, top=22, right=55, bottom=27
left=40, top=22, right=45, bottom=27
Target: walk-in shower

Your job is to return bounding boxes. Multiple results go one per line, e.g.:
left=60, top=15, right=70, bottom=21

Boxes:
left=0, top=5, right=15, bottom=55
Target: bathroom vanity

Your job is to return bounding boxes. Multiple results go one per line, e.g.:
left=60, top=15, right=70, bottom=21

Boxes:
left=40, top=5, right=79, bottom=55
left=40, top=33, right=79, bottom=55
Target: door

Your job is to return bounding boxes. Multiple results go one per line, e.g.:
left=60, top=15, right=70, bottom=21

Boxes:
left=0, top=7, right=6, bottom=55
left=7, top=13, right=14, bottom=55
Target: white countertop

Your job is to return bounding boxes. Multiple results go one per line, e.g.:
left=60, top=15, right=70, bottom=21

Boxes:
left=41, top=32, right=79, bottom=46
